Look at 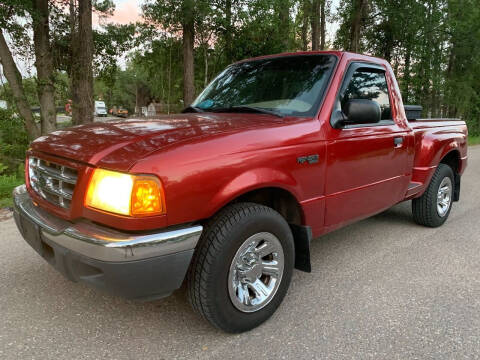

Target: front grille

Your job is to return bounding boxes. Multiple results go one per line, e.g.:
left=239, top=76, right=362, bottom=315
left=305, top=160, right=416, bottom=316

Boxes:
left=28, top=157, right=78, bottom=209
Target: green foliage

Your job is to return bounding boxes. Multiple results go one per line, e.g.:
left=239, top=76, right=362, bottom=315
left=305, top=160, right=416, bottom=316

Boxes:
left=0, top=106, right=26, bottom=208
left=53, top=72, right=70, bottom=107
left=137, top=0, right=298, bottom=109
left=142, top=0, right=208, bottom=33
left=0, top=174, right=23, bottom=208
left=468, top=136, right=480, bottom=146
left=0, top=78, right=39, bottom=108
left=1, top=72, right=70, bottom=109
left=2, top=0, right=479, bottom=133
left=94, top=23, right=136, bottom=79
left=0, top=109, right=29, bottom=176
left=334, top=0, right=480, bottom=136
left=0, top=0, right=34, bottom=51
left=95, top=66, right=138, bottom=112
left=129, top=37, right=184, bottom=105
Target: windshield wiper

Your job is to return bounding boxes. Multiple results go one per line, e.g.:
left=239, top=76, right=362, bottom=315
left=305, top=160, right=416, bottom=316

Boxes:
left=182, top=105, right=205, bottom=113
left=209, top=105, right=284, bottom=118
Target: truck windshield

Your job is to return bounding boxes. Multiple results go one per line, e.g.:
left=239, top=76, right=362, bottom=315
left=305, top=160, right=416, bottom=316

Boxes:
left=192, top=54, right=337, bottom=117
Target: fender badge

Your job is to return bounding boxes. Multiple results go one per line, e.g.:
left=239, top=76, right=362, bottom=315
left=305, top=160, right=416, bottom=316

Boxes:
left=297, top=154, right=319, bottom=164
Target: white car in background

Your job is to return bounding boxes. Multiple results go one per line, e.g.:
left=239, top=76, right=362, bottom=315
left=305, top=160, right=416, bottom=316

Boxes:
left=94, top=101, right=107, bottom=117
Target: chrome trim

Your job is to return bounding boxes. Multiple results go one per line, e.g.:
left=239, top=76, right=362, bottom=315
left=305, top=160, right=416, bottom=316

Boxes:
left=436, top=176, right=452, bottom=217
left=13, top=185, right=203, bottom=262
left=36, top=181, right=73, bottom=200
left=31, top=162, right=77, bottom=184
left=28, top=157, right=78, bottom=209
left=228, top=232, right=284, bottom=313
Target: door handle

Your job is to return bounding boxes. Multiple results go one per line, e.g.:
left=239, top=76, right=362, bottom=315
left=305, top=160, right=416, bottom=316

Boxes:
left=394, top=137, right=403, bottom=148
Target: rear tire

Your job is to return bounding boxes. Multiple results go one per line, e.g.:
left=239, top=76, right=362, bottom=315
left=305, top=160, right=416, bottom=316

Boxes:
left=412, top=163, right=454, bottom=227
left=187, top=202, right=294, bottom=333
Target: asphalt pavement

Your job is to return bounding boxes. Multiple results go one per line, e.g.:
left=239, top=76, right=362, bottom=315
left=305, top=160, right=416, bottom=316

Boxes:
left=1, top=146, right=479, bottom=359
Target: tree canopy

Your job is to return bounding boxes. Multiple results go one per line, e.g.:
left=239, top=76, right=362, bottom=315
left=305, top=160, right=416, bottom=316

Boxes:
left=0, top=0, right=479, bottom=137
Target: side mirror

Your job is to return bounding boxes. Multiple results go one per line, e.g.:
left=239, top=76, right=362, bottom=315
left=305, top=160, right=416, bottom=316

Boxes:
left=344, top=99, right=381, bottom=125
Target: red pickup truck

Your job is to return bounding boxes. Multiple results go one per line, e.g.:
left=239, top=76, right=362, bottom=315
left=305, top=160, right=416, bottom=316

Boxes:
left=13, top=51, right=468, bottom=333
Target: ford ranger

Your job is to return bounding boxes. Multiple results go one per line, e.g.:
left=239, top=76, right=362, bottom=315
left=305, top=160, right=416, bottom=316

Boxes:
left=13, top=51, right=468, bottom=333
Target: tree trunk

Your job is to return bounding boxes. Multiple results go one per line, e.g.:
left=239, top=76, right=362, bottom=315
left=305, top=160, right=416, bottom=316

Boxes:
left=182, top=0, right=195, bottom=106
left=446, top=42, right=457, bottom=117
left=167, top=43, right=172, bottom=113
left=277, top=0, right=290, bottom=51
left=70, top=0, right=93, bottom=125
left=311, top=0, right=320, bottom=50
left=32, top=0, right=56, bottom=134
left=320, top=0, right=326, bottom=50
left=0, top=31, right=40, bottom=139
left=382, top=17, right=394, bottom=62
left=301, top=0, right=309, bottom=51
left=224, top=0, right=233, bottom=63
left=403, top=47, right=411, bottom=104
left=204, top=46, right=208, bottom=87
left=349, top=0, right=367, bottom=52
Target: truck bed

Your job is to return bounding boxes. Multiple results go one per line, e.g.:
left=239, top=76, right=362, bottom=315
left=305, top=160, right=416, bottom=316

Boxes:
left=408, top=118, right=464, bottom=129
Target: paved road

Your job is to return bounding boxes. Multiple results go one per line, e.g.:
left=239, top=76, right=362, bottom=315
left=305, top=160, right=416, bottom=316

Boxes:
left=1, top=147, right=479, bottom=359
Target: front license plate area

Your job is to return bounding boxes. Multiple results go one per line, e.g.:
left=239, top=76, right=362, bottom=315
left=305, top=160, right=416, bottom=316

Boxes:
left=18, top=215, right=43, bottom=254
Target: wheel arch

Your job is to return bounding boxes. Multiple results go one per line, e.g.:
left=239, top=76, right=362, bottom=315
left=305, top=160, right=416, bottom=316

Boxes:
left=439, top=149, right=461, bottom=173
left=207, top=182, right=312, bottom=273
left=439, top=149, right=461, bottom=201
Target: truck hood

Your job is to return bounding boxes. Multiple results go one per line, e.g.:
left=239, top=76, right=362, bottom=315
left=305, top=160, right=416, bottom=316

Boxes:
left=30, top=113, right=285, bottom=172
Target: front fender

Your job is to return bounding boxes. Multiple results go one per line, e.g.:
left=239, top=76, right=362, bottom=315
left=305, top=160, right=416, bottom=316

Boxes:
left=207, top=167, right=301, bottom=217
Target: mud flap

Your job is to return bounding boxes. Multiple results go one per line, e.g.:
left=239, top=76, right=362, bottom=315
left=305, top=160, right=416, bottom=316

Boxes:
left=289, top=224, right=312, bottom=273
left=453, top=173, right=461, bottom=201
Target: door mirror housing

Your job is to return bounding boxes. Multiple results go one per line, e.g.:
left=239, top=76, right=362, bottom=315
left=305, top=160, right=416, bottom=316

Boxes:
left=344, top=99, right=381, bottom=126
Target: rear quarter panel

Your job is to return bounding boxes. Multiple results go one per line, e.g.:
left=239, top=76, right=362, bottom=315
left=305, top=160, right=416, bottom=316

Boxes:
left=408, top=120, right=468, bottom=197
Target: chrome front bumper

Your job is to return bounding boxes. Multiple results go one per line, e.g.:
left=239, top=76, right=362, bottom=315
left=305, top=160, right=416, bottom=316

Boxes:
left=12, top=184, right=203, bottom=300
left=13, top=185, right=203, bottom=262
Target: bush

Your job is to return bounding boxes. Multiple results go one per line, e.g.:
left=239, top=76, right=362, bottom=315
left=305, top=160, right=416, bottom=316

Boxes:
left=469, top=136, right=480, bottom=146
left=0, top=174, right=23, bottom=208
left=0, top=108, right=29, bottom=176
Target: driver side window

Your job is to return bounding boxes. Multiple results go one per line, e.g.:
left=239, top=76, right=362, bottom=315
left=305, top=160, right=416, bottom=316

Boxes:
left=341, top=69, right=392, bottom=120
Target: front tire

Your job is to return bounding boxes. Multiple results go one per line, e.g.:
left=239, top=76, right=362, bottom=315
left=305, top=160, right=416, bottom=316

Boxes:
left=187, top=203, right=294, bottom=333
left=412, top=163, right=455, bottom=227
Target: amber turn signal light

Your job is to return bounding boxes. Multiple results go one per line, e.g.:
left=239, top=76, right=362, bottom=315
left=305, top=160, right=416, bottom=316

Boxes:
left=131, top=177, right=165, bottom=216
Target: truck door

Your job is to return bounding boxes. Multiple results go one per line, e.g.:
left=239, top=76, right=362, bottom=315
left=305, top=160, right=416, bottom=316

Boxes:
left=324, top=63, right=410, bottom=230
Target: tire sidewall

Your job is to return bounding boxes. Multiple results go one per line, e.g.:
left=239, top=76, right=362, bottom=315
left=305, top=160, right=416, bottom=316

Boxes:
left=205, top=206, right=294, bottom=332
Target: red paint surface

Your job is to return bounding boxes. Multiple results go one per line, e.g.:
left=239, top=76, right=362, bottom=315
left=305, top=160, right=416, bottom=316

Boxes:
left=27, top=51, right=468, bottom=236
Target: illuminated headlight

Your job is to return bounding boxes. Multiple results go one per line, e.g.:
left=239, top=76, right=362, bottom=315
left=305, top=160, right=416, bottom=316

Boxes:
left=85, top=168, right=165, bottom=216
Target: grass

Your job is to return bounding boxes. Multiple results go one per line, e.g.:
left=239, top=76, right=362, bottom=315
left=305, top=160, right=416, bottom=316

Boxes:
left=468, top=136, right=480, bottom=146
left=0, top=174, right=23, bottom=208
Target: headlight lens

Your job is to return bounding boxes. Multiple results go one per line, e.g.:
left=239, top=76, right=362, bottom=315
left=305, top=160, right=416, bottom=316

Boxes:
left=85, top=168, right=165, bottom=216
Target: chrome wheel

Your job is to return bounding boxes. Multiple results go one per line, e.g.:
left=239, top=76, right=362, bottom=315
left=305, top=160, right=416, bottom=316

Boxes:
left=228, top=232, right=284, bottom=313
left=436, top=177, right=452, bottom=217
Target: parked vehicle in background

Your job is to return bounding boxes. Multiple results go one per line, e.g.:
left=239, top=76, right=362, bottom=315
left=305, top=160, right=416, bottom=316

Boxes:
left=0, top=100, right=7, bottom=109
left=94, top=101, right=107, bottom=117
left=117, top=108, right=128, bottom=117
left=13, top=51, right=468, bottom=333
left=109, top=106, right=129, bottom=118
